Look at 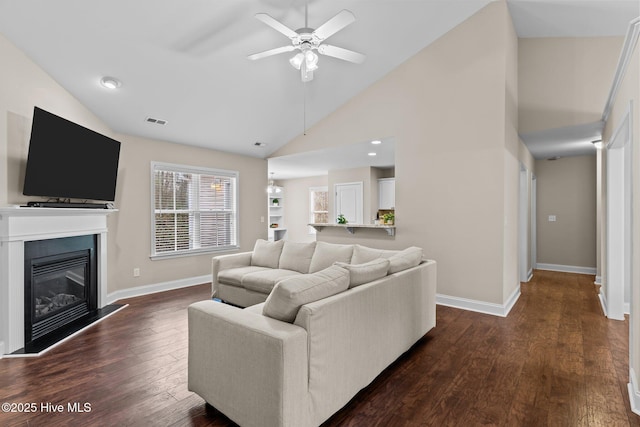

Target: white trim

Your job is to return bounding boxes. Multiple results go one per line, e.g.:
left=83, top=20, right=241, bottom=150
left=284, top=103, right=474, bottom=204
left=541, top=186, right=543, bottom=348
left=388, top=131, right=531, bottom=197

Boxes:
left=598, top=288, right=608, bottom=317
left=595, top=276, right=602, bottom=285
left=1, top=304, right=128, bottom=359
left=628, top=368, right=640, bottom=416
left=602, top=17, right=640, bottom=122
left=0, top=341, right=4, bottom=358
left=536, top=263, right=596, bottom=275
left=625, top=303, right=631, bottom=315
left=106, top=274, right=209, bottom=304
left=604, top=102, right=632, bottom=321
left=526, top=269, right=533, bottom=282
left=436, top=286, right=520, bottom=318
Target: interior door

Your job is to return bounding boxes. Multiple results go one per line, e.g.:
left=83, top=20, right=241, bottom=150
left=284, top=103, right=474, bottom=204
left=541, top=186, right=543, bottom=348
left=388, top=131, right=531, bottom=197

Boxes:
left=335, top=182, right=363, bottom=224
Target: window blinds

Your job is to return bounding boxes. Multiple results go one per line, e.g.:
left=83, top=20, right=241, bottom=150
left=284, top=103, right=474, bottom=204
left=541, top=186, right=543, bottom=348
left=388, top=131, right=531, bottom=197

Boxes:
left=152, top=163, right=238, bottom=257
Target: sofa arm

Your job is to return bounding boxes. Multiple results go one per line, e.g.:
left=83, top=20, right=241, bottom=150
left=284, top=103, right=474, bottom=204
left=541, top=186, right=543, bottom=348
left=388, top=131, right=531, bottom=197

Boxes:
left=211, top=251, right=252, bottom=298
left=188, top=301, right=310, bottom=427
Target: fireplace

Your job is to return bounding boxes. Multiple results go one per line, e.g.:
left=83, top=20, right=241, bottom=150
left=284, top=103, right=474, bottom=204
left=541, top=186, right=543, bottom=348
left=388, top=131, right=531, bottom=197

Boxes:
left=0, top=207, right=117, bottom=356
left=24, top=235, right=97, bottom=348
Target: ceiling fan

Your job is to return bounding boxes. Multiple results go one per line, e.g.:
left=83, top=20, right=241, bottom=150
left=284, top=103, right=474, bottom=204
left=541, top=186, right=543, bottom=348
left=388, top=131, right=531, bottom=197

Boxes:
left=247, top=7, right=365, bottom=82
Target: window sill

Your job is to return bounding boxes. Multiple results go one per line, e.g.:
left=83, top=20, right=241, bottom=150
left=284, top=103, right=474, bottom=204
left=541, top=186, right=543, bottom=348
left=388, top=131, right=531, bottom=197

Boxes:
left=150, top=246, right=240, bottom=261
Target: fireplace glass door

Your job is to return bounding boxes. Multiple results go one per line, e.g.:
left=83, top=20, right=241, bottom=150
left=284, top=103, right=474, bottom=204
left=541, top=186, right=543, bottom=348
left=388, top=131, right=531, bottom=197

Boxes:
left=32, top=252, right=88, bottom=322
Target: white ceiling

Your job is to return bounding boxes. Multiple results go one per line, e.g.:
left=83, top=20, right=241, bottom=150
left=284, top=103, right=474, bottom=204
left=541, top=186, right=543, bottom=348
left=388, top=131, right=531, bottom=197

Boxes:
left=0, top=0, right=638, bottom=170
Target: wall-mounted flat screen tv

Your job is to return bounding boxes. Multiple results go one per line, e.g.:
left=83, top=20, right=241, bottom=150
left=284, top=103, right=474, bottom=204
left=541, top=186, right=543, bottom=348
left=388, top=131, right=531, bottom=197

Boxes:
left=23, top=107, right=121, bottom=202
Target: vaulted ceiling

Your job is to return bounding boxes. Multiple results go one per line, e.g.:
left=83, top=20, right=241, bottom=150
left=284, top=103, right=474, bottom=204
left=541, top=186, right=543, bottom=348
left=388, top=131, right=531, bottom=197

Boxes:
left=0, top=0, right=638, bottom=161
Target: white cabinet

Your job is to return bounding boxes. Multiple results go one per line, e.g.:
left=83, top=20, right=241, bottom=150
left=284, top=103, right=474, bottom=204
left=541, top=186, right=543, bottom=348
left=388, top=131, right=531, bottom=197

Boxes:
left=268, top=188, right=286, bottom=241
left=378, top=178, right=395, bottom=210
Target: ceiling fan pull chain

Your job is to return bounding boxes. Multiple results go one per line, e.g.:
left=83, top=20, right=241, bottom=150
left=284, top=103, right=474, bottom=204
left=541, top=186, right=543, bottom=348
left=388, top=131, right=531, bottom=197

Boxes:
left=303, top=80, right=307, bottom=136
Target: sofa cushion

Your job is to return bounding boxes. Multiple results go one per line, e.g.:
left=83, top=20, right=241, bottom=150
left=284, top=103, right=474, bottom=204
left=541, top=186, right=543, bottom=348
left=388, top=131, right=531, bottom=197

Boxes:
left=263, top=265, right=349, bottom=323
left=278, top=241, right=316, bottom=274
left=351, top=244, right=399, bottom=264
left=242, top=269, right=303, bottom=294
left=335, top=258, right=390, bottom=288
left=388, top=247, right=423, bottom=274
left=309, top=241, right=354, bottom=273
left=218, top=266, right=271, bottom=287
left=251, top=239, right=284, bottom=269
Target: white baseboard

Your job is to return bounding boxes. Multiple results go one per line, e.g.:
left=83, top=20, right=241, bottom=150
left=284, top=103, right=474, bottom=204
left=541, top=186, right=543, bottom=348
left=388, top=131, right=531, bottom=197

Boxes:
left=0, top=341, right=4, bottom=359
left=526, top=269, right=533, bottom=282
left=598, top=288, right=608, bottom=317
left=629, top=368, right=640, bottom=416
left=437, top=286, right=521, bottom=317
left=536, top=263, right=596, bottom=275
left=595, top=275, right=602, bottom=285
left=625, top=302, right=630, bottom=315
left=106, top=275, right=210, bottom=304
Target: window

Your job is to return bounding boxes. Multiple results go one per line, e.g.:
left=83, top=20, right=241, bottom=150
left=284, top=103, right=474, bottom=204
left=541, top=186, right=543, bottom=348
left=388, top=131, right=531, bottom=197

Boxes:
left=309, top=186, right=328, bottom=234
left=151, top=162, right=238, bottom=258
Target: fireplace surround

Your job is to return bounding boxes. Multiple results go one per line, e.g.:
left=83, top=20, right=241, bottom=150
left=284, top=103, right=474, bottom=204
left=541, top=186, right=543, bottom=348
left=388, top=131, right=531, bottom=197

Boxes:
left=0, top=207, right=116, bottom=356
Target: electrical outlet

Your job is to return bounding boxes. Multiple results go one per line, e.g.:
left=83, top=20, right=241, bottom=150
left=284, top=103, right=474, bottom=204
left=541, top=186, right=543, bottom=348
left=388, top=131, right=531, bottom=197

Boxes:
left=548, top=215, right=556, bottom=222
left=260, top=216, right=265, bottom=223
left=133, top=268, right=140, bottom=277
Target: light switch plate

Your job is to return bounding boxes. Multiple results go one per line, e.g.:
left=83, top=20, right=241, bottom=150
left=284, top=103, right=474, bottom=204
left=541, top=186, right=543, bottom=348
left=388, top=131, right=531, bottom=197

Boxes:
left=548, top=215, right=556, bottom=222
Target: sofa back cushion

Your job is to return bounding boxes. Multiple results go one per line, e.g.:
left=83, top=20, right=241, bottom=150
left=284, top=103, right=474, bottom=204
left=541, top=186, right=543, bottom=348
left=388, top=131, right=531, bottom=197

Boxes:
left=309, top=242, right=354, bottom=273
left=251, top=239, right=284, bottom=269
left=279, top=241, right=316, bottom=273
left=263, top=265, right=349, bottom=323
left=351, top=244, right=399, bottom=264
left=388, top=247, right=424, bottom=274
left=335, top=258, right=390, bottom=288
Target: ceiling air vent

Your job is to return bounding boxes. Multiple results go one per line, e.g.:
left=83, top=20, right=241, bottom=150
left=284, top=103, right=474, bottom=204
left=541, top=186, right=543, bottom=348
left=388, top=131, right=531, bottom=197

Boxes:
left=145, top=117, right=167, bottom=125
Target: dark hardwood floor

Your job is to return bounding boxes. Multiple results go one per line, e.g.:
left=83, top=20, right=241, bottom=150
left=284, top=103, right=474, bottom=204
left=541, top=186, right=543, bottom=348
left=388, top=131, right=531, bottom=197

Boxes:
left=0, top=270, right=638, bottom=426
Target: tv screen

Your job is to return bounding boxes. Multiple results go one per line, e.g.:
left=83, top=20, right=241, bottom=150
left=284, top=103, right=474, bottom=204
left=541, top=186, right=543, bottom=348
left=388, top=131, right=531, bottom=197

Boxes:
left=23, top=107, right=121, bottom=202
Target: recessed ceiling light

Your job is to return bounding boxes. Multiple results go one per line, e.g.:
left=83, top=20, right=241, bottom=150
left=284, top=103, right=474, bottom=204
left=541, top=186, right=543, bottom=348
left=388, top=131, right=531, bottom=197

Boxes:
left=100, top=77, right=121, bottom=89
left=371, top=140, right=382, bottom=145
left=368, top=152, right=377, bottom=156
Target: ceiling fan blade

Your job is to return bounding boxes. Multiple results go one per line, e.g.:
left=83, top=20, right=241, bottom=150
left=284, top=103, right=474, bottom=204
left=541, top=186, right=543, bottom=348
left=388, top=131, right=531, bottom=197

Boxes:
left=318, top=44, right=365, bottom=64
left=247, top=45, right=296, bottom=61
left=255, top=13, right=298, bottom=39
left=313, top=10, right=355, bottom=41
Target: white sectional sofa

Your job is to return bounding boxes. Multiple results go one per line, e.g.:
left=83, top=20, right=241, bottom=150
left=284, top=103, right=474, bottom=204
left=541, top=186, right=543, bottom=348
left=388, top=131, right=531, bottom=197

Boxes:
left=188, top=240, right=437, bottom=427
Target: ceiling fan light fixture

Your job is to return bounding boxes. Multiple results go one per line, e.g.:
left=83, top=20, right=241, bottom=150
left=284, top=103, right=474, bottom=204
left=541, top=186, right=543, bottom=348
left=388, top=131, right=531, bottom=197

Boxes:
left=305, top=50, right=318, bottom=71
left=289, top=52, right=304, bottom=70
left=301, top=62, right=314, bottom=82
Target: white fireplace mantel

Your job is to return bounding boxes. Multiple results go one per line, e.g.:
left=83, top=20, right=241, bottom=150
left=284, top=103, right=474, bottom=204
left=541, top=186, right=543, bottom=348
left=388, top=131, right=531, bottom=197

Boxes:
left=0, top=206, right=117, bottom=355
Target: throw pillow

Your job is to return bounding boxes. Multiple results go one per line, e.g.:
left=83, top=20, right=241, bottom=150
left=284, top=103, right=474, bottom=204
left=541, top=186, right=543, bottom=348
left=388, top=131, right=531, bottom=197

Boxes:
left=335, top=258, right=390, bottom=288
left=308, top=241, right=354, bottom=273
left=387, top=247, right=423, bottom=274
left=351, top=244, right=399, bottom=264
left=263, top=265, right=349, bottom=323
left=251, top=239, right=284, bottom=269
left=278, top=241, right=317, bottom=273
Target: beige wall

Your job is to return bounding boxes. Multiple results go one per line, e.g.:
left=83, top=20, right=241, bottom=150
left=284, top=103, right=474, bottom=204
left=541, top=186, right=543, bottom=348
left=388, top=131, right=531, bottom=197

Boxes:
left=108, top=134, right=266, bottom=293
left=281, top=175, right=328, bottom=242
left=273, top=2, right=527, bottom=306
left=535, top=156, right=596, bottom=268
left=0, top=32, right=267, bottom=296
left=519, top=37, right=623, bottom=134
